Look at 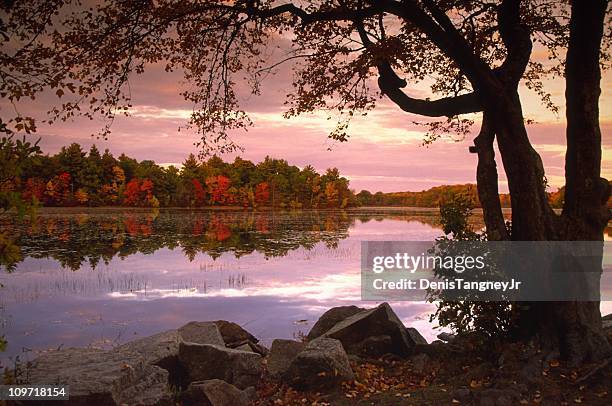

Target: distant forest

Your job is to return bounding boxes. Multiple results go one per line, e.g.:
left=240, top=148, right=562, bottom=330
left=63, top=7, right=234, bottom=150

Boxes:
left=4, top=142, right=574, bottom=209
left=6, top=142, right=355, bottom=209
left=355, top=184, right=568, bottom=209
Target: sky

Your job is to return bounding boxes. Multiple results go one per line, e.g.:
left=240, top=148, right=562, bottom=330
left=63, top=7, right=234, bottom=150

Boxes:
left=4, top=43, right=611, bottom=194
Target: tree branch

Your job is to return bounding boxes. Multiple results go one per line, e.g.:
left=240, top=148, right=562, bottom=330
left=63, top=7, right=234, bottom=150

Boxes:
left=354, top=17, right=482, bottom=117
left=473, top=111, right=509, bottom=240
left=497, top=0, right=533, bottom=86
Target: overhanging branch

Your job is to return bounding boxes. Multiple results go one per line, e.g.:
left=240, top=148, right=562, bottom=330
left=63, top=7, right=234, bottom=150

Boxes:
left=355, top=18, right=482, bottom=117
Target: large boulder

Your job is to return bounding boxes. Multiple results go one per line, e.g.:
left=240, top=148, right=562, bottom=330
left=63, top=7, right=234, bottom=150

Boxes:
left=115, top=329, right=180, bottom=376
left=436, top=332, right=456, bottom=343
left=603, top=314, right=612, bottom=330
left=307, top=305, right=365, bottom=340
left=214, top=320, right=259, bottom=347
left=284, top=338, right=354, bottom=390
left=266, top=339, right=306, bottom=379
left=181, top=379, right=251, bottom=406
left=114, top=323, right=227, bottom=386
left=178, top=321, right=225, bottom=346
left=350, top=335, right=394, bottom=358
left=179, top=342, right=262, bottom=389
left=407, top=327, right=428, bottom=345
left=321, top=302, right=419, bottom=356
left=24, top=347, right=171, bottom=405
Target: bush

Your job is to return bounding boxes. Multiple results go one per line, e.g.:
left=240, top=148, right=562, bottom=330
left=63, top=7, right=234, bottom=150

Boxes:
left=430, top=194, right=519, bottom=338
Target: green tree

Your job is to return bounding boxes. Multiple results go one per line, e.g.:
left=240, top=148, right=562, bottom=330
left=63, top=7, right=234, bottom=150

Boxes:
left=56, top=143, right=85, bottom=192
left=78, top=145, right=104, bottom=202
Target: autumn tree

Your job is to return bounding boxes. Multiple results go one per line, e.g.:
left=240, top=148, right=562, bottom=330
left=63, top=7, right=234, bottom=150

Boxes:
left=255, top=182, right=270, bottom=205
left=1, top=0, right=610, bottom=362
left=191, top=178, right=206, bottom=206
left=123, top=179, right=141, bottom=206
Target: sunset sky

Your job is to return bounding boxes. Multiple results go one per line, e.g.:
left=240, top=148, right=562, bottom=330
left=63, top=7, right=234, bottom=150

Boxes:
left=7, top=53, right=612, bottom=193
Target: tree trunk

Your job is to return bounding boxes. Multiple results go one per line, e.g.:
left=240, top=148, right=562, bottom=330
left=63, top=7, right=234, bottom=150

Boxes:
left=473, top=111, right=509, bottom=241
left=490, top=91, right=557, bottom=242
left=477, top=0, right=610, bottom=364
left=554, top=0, right=611, bottom=364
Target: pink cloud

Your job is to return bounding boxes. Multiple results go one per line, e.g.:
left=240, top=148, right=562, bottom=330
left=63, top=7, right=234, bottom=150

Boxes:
left=2, top=54, right=610, bottom=194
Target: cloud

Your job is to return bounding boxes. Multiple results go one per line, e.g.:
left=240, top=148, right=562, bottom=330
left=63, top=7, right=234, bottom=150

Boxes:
left=3, top=49, right=610, bottom=193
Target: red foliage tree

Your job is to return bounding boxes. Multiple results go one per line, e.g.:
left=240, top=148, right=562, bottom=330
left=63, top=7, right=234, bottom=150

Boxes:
left=191, top=178, right=206, bottom=206
left=22, top=178, right=46, bottom=202
left=123, top=179, right=141, bottom=206
left=140, top=178, right=154, bottom=200
left=255, top=182, right=270, bottom=205
left=206, top=175, right=231, bottom=205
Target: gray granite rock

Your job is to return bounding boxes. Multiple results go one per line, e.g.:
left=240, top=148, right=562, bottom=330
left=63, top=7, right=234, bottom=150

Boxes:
left=322, top=302, right=419, bottom=356
left=307, top=305, right=365, bottom=340
left=179, top=342, right=262, bottom=389
left=25, top=347, right=171, bottom=405
left=284, top=338, right=354, bottom=390
left=266, top=339, right=306, bottom=379
left=182, top=379, right=250, bottom=406
left=178, top=321, right=225, bottom=346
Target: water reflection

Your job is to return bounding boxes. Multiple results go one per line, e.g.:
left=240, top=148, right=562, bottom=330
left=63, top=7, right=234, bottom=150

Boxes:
left=2, top=208, right=609, bottom=367
left=1, top=208, right=451, bottom=272
left=0, top=208, right=446, bottom=365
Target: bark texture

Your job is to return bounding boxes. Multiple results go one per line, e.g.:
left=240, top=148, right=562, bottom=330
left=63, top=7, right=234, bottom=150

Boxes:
left=554, top=0, right=611, bottom=364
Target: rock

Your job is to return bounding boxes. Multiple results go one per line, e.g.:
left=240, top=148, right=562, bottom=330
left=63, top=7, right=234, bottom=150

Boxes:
left=179, top=321, right=225, bottom=346
left=236, top=343, right=253, bottom=352
left=465, top=362, right=494, bottom=382
left=452, top=387, right=472, bottom=403
left=182, top=379, right=250, bottom=406
left=115, top=324, right=228, bottom=387
left=230, top=340, right=269, bottom=356
left=352, top=335, right=394, bottom=358
left=477, top=388, right=520, bottom=406
left=115, top=329, right=180, bottom=379
left=214, top=320, right=259, bottom=347
left=519, top=357, right=543, bottom=384
left=267, top=339, right=306, bottom=378
left=437, top=332, right=456, bottom=342
left=321, top=302, right=418, bottom=356
left=25, top=347, right=171, bottom=405
left=248, top=341, right=270, bottom=357
left=406, top=327, right=428, bottom=344
left=179, top=342, right=262, bottom=389
left=243, top=386, right=258, bottom=402
left=284, top=338, right=354, bottom=390
left=409, top=353, right=430, bottom=374
left=307, top=305, right=365, bottom=340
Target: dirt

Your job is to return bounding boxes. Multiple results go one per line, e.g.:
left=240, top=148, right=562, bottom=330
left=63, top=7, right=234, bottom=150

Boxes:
left=253, top=329, right=612, bottom=405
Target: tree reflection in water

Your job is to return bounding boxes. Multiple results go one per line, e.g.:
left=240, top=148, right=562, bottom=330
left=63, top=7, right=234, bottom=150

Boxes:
left=0, top=208, right=445, bottom=272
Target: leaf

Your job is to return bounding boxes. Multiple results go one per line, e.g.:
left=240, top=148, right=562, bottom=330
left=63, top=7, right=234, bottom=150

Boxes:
left=56, top=89, right=64, bottom=98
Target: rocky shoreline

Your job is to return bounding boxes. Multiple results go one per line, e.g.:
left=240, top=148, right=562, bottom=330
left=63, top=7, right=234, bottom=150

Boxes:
left=9, top=304, right=612, bottom=405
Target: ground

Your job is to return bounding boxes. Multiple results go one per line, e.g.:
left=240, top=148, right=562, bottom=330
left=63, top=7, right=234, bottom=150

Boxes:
left=254, top=328, right=612, bottom=406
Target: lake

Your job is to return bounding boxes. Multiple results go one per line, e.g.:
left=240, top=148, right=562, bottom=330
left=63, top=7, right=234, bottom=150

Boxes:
left=1, top=207, right=611, bottom=367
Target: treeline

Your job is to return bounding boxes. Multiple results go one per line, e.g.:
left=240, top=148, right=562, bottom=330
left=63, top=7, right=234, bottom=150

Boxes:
left=355, top=184, right=570, bottom=209
left=4, top=142, right=356, bottom=208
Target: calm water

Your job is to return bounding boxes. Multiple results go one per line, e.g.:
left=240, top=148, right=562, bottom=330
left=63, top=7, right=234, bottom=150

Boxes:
left=1, top=208, right=610, bottom=367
